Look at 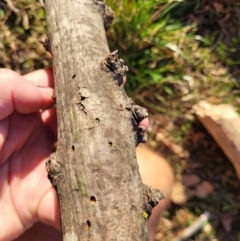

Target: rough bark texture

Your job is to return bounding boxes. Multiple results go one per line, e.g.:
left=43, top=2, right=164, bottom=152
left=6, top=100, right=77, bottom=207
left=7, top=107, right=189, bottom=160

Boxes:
left=44, top=0, right=163, bottom=240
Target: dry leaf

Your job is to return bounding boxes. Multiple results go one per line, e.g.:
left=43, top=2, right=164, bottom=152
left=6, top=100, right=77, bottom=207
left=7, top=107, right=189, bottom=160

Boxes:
left=161, top=217, right=173, bottom=229
left=207, top=96, right=221, bottom=105
left=220, top=214, right=233, bottom=232
left=187, top=162, right=202, bottom=170
left=182, top=174, right=201, bottom=187
left=195, top=181, right=214, bottom=198
left=203, top=223, right=214, bottom=234
left=171, top=182, right=187, bottom=205
left=213, top=2, right=225, bottom=13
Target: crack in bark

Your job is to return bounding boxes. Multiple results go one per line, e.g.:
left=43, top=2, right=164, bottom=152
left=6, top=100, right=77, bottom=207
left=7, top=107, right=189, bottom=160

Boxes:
left=77, top=88, right=91, bottom=114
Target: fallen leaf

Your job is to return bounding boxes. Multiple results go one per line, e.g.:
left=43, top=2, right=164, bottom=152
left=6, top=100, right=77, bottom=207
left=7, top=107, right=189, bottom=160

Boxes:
left=204, top=5, right=210, bottom=11
left=161, top=217, right=173, bottom=229
left=182, top=174, right=201, bottom=187
left=220, top=213, right=233, bottom=232
left=195, top=181, right=214, bottom=198
left=207, top=96, right=221, bottom=105
left=213, top=2, right=226, bottom=13
left=171, top=182, right=187, bottom=205
left=187, top=162, right=202, bottom=170
left=203, top=223, right=214, bottom=234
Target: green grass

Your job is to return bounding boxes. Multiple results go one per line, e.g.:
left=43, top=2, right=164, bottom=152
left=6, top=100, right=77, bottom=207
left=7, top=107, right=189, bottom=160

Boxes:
left=106, top=0, right=239, bottom=116
left=107, top=0, right=197, bottom=95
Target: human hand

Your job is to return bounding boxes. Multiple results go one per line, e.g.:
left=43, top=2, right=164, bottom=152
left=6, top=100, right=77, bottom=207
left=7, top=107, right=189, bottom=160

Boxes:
left=0, top=69, right=60, bottom=241
left=0, top=68, right=149, bottom=241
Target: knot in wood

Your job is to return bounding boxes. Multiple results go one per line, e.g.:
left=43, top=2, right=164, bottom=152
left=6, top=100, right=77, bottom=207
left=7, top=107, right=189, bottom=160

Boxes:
left=132, top=104, right=148, bottom=124
left=46, top=153, right=62, bottom=188
left=101, top=50, right=128, bottom=86
left=143, top=184, right=165, bottom=217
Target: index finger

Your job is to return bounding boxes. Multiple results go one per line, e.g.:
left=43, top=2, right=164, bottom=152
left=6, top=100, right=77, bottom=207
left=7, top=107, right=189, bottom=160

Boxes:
left=23, top=68, right=54, bottom=88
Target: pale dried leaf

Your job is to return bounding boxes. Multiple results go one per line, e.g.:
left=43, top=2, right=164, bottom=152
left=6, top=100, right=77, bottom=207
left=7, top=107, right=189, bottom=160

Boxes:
left=171, top=182, right=187, bottom=205
left=203, top=223, right=214, bottom=234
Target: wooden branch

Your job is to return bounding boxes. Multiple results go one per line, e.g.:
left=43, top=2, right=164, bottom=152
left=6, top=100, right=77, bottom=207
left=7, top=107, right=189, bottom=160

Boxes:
left=43, top=0, right=163, bottom=240
left=193, top=100, right=240, bottom=179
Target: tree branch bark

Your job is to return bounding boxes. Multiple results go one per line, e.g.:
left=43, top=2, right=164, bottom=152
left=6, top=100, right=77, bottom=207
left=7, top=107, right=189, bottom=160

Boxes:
left=44, top=0, right=164, bottom=240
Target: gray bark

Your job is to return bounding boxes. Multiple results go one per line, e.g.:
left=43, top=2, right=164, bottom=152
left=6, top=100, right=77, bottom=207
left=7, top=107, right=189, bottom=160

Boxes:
left=44, top=0, right=163, bottom=240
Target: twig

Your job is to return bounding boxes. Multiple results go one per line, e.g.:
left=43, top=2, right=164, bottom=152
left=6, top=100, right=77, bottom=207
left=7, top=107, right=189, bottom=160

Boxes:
left=230, top=0, right=240, bottom=34
left=5, top=0, right=19, bottom=12
left=210, top=32, right=224, bottom=52
left=172, top=211, right=211, bottom=241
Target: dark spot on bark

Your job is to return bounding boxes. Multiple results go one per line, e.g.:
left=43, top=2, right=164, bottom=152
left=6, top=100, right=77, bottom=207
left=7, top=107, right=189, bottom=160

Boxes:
left=95, top=118, right=100, bottom=123
left=86, top=220, right=91, bottom=229
left=71, top=145, right=75, bottom=151
left=90, top=196, right=96, bottom=204
left=72, top=74, right=76, bottom=79
left=108, top=141, right=113, bottom=147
